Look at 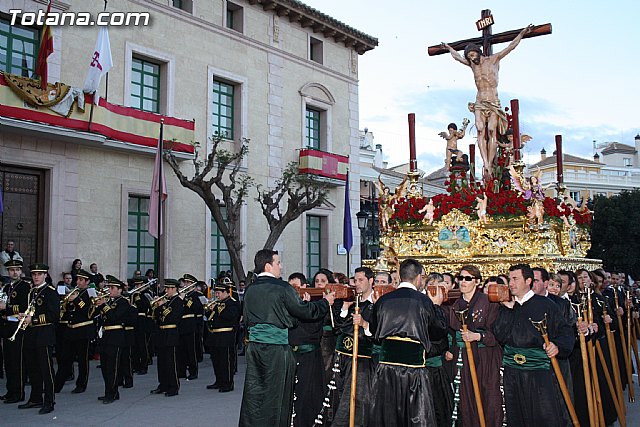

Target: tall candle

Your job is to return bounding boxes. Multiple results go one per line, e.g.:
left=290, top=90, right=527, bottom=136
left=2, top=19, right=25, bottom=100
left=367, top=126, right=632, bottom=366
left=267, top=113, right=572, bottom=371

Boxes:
left=408, top=113, right=417, bottom=172
left=469, top=143, right=476, bottom=181
left=510, top=99, right=521, bottom=161
left=555, top=135, right=563, bottom=183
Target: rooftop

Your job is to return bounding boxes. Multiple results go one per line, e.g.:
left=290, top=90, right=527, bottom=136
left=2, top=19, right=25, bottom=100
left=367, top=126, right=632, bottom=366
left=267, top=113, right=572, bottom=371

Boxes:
left=249, top=0, right=379, bottom=54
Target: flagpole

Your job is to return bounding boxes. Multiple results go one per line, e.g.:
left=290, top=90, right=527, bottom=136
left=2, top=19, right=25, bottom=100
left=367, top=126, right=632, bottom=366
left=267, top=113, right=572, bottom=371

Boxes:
left=157, top=119, right=164, bottom=279
left=103, top=0, right=109, bottom=102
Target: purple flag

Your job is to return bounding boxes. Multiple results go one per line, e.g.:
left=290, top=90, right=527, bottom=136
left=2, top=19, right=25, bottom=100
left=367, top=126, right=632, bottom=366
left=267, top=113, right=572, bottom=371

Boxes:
left=343, top=172, right=353, bottom=253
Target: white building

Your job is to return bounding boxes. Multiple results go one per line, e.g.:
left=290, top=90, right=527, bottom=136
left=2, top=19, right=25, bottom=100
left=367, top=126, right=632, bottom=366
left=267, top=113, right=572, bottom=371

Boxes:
left=0, top=0, right=377, bottom=280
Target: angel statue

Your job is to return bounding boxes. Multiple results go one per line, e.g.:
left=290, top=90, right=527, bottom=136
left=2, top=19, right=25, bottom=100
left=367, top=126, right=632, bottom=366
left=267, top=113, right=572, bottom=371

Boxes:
left=497, top=131, right=532, bottom=165
left=527, top=200, right=545, bottom=226
left=375, top=175, right=409, bottom=231
left=508, top=166, right=552, bottom=201
left=475, top=192, right=489, bottom=224
left=439, top=118, right=470, bottom=169
left=418, top=198, right=435, bottom=225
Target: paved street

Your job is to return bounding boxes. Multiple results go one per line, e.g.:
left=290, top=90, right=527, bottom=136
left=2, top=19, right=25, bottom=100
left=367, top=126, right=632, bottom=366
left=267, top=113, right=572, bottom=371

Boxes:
left=2, top=355, right=640, bottom=426
left=1, top=356, right=246, bottom=427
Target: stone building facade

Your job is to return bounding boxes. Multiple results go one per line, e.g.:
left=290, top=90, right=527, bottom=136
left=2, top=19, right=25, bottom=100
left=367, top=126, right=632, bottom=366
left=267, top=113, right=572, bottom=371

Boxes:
left=0, top=0, right=377, bottom=281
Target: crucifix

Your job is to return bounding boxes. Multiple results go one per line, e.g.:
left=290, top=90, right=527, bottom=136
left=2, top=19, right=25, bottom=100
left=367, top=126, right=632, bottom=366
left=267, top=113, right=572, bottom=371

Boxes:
left=428, top=10, right=551, bottom=182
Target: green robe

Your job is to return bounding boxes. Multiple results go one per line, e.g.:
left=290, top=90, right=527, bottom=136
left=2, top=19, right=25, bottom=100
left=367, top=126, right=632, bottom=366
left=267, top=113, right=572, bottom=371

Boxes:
left=239, top=275, right=329, bottom=427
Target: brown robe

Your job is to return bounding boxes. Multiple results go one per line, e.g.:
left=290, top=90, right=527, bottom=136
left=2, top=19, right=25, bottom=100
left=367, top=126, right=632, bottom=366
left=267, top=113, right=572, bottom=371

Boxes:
left=449, top=290, right=504, bottom=427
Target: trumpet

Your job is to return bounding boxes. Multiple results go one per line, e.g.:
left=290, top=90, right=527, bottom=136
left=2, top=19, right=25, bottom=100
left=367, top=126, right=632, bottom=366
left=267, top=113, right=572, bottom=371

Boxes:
left=91, top=290, right=110, bottom=305
left=150, top=294, right=168, bottom=308
left=204, top=297, right=220, bottom=311
left=9, top=301, right=36, bottom=342
left=61, top=288, right=80, bottom=307
left=178, top=283, right=196, bottom=298
left=129, top=279, right=156, bottom=295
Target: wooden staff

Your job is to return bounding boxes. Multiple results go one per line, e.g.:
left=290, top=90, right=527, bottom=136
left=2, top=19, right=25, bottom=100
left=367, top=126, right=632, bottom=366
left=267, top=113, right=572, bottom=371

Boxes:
left=595, top=340, right=626, bottom=426
left=455, top=308, right=486, bottom=427
left=587, top=290, right=605, bottom=426
left=603, top=301, right=626, bottom=415
left=626, top=291, right=637, bottom=402
left=530, top=315, right=580, bottom=427
left=615, top=291, right=634, bottom=403
left=349, top=294, right=360, bottom=427
left=572, top=301, right=596, bottom=427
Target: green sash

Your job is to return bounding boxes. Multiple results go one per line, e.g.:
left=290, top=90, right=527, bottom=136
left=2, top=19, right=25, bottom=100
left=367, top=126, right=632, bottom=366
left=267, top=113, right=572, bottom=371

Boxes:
left=425, top=356, right=443, bottom=367
left=455, top=330, right=486, bottom=348
left=291, top=343, right=320, bottom=354
left=379, top=337, right=426, bottom=368
left=248, top=323, right=288, bottom=345
left=335, top=333, right=373, bottom=358
left=502, top=345, right=550, bottom=370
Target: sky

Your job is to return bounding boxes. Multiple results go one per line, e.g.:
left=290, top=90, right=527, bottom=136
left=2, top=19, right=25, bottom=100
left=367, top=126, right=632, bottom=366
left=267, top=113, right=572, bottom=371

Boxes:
left=302, top=0, right=640, bottom=174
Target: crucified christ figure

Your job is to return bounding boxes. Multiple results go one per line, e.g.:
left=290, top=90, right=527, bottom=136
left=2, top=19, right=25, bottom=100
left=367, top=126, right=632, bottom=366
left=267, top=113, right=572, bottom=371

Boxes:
left=441, top=24, right=532, bottom=180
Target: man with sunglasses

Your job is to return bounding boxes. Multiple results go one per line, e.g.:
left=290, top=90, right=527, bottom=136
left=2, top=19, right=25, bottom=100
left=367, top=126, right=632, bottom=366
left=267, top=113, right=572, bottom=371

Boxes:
left=493, top=263, right=574, bottom=425
left=448, top=265, right=503, bottom=427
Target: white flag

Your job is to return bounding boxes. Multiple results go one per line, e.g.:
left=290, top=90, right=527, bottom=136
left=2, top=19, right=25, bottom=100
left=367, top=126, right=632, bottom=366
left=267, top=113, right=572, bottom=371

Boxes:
left=83, top=26, right=113, bottom=103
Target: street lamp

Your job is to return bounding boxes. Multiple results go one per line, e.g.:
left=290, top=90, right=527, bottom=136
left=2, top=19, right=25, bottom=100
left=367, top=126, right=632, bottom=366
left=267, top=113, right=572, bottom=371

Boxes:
left=356, top=210, right=369, bottom=231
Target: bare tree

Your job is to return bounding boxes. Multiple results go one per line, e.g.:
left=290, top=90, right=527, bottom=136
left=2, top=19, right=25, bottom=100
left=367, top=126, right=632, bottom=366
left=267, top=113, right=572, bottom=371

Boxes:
left=165, top=135, right=252, bottom=281
left=256, top=162, right=329, bottom=250
left=165, top=135, right=329, bottom=281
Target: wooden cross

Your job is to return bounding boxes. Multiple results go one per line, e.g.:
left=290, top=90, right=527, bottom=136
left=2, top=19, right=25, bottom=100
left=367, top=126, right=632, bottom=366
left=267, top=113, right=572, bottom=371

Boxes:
left=428, top=9, right=551, bottom=57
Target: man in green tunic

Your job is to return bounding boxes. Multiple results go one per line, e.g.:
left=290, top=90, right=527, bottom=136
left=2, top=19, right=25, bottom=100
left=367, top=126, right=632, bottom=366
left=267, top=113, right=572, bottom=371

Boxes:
left=239, top=249, right=335, bottom=427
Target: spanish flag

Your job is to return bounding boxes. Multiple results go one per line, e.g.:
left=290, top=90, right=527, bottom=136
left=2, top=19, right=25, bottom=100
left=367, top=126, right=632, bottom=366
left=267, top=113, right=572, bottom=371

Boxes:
left=35, top=0, right=54, bottom=89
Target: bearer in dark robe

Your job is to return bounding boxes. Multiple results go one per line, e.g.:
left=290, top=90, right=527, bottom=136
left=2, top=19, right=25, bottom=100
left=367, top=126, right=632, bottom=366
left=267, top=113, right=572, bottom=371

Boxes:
left=449, top=265, right=502, bottom=427
left=331, top=266, right=376, bottom=427
left=239, top=250, right=335, bottom=427
left=367, top=258, right=447, bottom=427
left=533, top=267, right=577, bottom=405
left=493, top=264, right=574, bottom=426
left=287, top=273, right=327, bottom=427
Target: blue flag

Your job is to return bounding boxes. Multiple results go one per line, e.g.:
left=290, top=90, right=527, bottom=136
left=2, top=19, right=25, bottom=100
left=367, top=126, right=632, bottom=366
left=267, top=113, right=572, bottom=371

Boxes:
left=343, top=172, right=353, bottom=253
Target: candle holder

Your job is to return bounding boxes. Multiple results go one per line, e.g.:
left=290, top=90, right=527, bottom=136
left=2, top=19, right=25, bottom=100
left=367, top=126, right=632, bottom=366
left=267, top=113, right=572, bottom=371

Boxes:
left=511, top=160, right=526, bottom=179
left=406, top=170, right=422, bottom=198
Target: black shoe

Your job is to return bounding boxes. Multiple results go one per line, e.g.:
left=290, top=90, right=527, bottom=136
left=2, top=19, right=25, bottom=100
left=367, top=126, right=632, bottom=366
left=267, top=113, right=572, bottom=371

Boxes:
left=219, top=385, right=234, bottom=393
left=38, top=405, right=54, bottom=414
left=123, top=383, right=133, bottom=389
left=65, top=374, right=74, bottom=382
left=187, top=374, right=198, bottom=380
left=0, top=394, right=7, bottom=400
left=98, top=396, right=105, bottom=401
left=164, top=391, right=178, bottom=397
left=136, top=370, right=147, bottom=375
left=150, top=388, right=165, bottom=394
left=19, top=401, right=43, bottom=409
left=4, top=397, right=23, bottom=404
left=71, top=387, right=86, bottom=394
left=206, top=383, right=220, bottom=390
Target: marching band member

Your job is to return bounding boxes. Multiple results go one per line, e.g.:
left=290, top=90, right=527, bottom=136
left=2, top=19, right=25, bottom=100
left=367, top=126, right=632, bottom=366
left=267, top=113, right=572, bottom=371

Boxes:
left=93, top=276, right=129, bottom=404
left=131, top=278, right=152, bottom=375
left=150, top=278, right=183, bottom=397
left=177, top=274, right=202, bottom=380
left=54, top=269, right=95, bottom=394
left=205, top=279, right=240, bottom=392
left=0, top=260, right=29, bottom=403
left=118, top=278, right=138, bottom=390
left=19, top=263, right=59, bottom=414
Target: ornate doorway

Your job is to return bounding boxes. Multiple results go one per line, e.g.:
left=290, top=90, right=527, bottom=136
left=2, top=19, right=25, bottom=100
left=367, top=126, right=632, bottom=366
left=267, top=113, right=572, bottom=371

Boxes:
left=0, top=165, right=45, bottom=270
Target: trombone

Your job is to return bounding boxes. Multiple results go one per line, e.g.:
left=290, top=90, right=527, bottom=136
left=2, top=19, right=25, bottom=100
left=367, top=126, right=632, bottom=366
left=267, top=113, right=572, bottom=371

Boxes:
left=129, top=278, right=156, bottom=296
left=9, top=299, right=37, bottom=342
left=150, top=282, right=196, bottom=308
